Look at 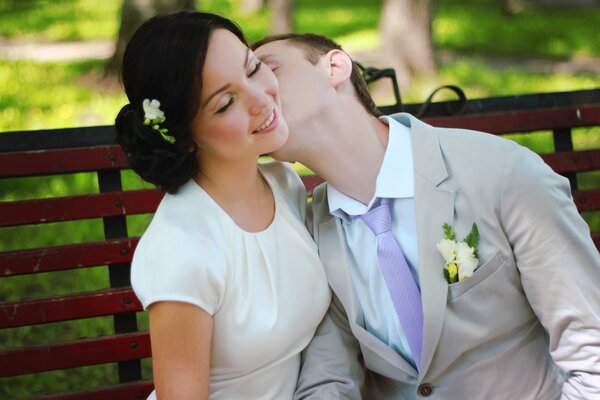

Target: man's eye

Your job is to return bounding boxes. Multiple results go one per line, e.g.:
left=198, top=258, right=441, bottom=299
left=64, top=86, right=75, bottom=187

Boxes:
left=248, top=61, right=262, bottom=77
left=216, top=98, right=233, bottom=114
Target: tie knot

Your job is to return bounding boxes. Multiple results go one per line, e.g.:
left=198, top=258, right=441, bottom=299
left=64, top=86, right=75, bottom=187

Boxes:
left=360, top=199, right=392, bottom=235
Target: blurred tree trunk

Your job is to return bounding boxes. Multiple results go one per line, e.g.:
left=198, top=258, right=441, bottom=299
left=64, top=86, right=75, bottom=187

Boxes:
left=269, top=0, right=294, bottom=34
left=105, top=0, right=196, bottom=76
left=240, top=0, right=267, bottom=14
left=379, top=0, right=435, bottom=89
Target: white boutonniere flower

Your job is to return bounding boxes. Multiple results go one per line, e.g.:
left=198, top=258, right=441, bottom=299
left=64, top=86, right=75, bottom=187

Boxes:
left=436, top=223, right=479, bottom=283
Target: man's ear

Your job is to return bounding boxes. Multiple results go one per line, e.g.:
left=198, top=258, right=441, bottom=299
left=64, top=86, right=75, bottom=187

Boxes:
left=325, top=49, right=353, bottom=89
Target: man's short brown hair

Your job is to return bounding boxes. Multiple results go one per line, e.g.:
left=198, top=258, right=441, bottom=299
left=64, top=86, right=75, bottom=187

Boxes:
left=252, top=33, right=383, bottom=118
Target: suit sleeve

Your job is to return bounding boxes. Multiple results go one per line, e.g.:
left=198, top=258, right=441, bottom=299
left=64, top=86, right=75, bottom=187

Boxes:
left=500, top=145, right=600, bottom=400
left=294, top=293, right=365, bottom=400
left=295, top=187, right=365, bottom=399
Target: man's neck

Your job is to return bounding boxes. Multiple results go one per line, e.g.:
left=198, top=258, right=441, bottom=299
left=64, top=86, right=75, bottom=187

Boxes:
left=291, top=105, right=389, bottom=205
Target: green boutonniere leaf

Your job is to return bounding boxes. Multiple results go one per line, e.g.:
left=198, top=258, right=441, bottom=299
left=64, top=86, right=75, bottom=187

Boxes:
left=443, top=268, right=451, bottom=283
left=463, top=223, right=480, bottom=258
left=442, top=223, right=455, bottom=240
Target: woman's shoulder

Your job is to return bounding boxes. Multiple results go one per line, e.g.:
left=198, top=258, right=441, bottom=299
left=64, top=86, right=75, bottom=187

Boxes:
left=131, top=182, right=229, bottom=311
left=138, top=180, right=227, bottom=256
left=131, top=202, right=228, bottom=313
left=259, top=160, right=307, bottom=218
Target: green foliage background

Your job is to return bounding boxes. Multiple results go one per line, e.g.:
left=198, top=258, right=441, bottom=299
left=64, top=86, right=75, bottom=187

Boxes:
left=1, top=0, right=599, bottom=397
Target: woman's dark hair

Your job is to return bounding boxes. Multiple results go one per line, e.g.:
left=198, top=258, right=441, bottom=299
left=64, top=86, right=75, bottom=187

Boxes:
left=115, top=12, right=247, bottom=194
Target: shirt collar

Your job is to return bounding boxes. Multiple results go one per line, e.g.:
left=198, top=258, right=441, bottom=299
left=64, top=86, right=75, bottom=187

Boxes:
left=327, top=116, right=414, bottom=220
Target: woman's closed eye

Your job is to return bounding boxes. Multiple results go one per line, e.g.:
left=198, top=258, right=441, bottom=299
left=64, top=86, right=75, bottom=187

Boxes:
left=214, top=60, right=261, bottom=114
left=216, top=97, right=233, bottom=114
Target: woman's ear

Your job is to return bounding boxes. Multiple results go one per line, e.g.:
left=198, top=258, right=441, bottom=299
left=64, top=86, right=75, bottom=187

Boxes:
left=325, top=49, right=353, bottom=89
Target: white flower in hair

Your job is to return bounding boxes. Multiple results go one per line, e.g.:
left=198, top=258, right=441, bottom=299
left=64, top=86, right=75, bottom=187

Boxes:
left=143, top=99, right=166, bottom=123
left=142, top=98, right=174, bottom=144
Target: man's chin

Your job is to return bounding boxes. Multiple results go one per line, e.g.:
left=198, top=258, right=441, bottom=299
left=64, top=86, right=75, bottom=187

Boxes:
left=268, top=147, right=296, bottom=163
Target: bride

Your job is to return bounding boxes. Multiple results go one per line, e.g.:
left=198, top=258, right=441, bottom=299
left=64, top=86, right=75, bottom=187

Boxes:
left=114, top=11, right=331, bottom=399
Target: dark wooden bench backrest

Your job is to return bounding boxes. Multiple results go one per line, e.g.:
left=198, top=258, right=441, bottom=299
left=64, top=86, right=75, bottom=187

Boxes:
left=1, top=89, right=599, bottom=399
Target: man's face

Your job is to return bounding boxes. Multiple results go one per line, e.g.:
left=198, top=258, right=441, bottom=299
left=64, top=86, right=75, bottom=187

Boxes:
left=254, top=40, right=333, bottom=153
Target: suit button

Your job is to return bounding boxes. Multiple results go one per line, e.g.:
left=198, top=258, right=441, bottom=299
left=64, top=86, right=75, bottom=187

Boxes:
left=418, top=383, right=434, bottom=396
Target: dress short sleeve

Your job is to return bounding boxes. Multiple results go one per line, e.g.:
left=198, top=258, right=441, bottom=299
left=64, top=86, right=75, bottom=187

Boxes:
left=130, top=188, right=228, bottom=315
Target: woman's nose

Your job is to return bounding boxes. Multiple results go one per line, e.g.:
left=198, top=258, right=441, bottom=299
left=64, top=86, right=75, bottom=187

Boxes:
left=248, top=89, right=270, bottom=116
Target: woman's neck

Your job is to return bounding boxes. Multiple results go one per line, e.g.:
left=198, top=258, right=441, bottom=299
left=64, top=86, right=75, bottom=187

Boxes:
left=195, top=158, right=275, bottom=232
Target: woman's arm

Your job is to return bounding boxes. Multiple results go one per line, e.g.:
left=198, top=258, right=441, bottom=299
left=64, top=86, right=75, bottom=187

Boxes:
left=149, top=301, right=213, bottom=400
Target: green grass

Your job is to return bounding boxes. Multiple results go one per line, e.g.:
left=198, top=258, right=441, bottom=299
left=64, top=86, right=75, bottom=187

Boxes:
left=434, top=0, right=600, bottom=59
left=0, top=0, right=120, bottom=41
left=438, top=58, right=599, bottom=99
left=0, top=59, right=126, bottom=131
left=2, top=49, right=599, bottom=133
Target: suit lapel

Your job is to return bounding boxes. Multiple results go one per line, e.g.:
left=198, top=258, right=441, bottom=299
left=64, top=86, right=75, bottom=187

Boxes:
left=318, top=217, right=361, bottom=323
left=318, top=207, right=418, bottom=378
left=391, top=113, right=455, bottom=376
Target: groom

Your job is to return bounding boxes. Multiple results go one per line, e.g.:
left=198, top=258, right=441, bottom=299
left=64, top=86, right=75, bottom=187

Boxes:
left=253, top=34, right=600, bottom=399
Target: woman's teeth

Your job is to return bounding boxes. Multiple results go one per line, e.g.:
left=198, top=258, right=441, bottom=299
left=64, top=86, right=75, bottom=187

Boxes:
left=254, top=111, right=275, bottom=133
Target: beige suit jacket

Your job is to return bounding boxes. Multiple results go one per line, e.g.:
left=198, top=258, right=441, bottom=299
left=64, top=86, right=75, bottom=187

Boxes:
left=295, top=113, right=600, bottom=400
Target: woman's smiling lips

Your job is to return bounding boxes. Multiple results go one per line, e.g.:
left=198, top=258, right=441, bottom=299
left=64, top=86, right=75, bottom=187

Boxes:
left=252, top=108, right=278, bottom=134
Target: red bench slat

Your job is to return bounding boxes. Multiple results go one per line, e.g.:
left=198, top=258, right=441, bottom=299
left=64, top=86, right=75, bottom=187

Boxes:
left=541, top=149, right=600, bottom=175
left=1, top=150, right=593, bottom=229
left=0, top=288, right=142, bottom=329
left=0, top=238, right=139, bottom=277
left=0, top=190, right=163, bottom=228
left=300, top=175, right=324, bottom=197
left=26, top=381, right=154, bottom=400
left=0, top=146, right=128, bottom=178
left=424, top=104, right=600, bottom=134
left=0, top=332, right=150, bottom=377
left=573, top=190, right=600, bottom=213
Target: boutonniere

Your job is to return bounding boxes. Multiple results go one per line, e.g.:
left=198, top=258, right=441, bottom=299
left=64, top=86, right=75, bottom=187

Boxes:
left=436, top=223, right=479, bottom=284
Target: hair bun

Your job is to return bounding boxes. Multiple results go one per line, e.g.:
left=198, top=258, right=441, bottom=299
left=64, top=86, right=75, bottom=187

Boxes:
left=114, top=103, right=197, bottom=193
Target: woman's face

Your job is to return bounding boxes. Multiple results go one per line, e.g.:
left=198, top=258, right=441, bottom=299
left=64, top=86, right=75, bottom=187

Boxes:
left=192, top=29, right=289, bottom=164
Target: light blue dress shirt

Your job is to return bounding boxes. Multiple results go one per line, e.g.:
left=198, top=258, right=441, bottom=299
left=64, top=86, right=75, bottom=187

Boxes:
left=326, top=116, right=420, bottom=365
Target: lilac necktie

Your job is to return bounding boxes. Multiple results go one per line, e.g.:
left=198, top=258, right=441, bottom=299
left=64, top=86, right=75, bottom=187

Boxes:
left=360, top=198, right=423, bottom=370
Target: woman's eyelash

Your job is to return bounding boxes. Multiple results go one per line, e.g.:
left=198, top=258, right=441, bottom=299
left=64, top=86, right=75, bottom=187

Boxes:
left=214, top=61, right=261, bottom=114
left=216, top=98, right=233, bottom=114
left=248, top=61, right=262, bottom=77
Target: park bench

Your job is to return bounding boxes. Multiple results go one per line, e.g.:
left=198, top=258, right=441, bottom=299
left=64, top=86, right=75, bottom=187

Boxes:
left=1, top=87, right=599, bottom=399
